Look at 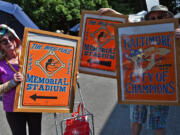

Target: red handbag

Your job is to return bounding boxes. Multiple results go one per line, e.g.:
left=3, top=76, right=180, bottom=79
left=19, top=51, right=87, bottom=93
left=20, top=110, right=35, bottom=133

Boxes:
left=64, top=103, right=90, bottom=135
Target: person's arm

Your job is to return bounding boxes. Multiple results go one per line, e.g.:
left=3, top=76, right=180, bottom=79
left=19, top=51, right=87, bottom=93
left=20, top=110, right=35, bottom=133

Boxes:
left=175, top=28, right=180, bottom=39
left=0, top=72, right=23, bottom=94
left=98, top=8, right=123, bottom=15
left=0, top=80, right=17, bottom=94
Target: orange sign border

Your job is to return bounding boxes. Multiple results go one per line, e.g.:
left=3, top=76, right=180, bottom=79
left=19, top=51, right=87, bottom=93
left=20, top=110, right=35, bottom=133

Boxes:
left=14, top=27, right=81, bottom=113
left=79, top=10, right=128, bottom=78
left=115, top=18, right=180, bottom=105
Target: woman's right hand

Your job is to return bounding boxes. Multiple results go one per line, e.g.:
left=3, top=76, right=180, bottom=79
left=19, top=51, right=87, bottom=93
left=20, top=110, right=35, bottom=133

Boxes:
left=14, top=72, right=23, bottom=83
left=175, top=28, right=180, bottom=39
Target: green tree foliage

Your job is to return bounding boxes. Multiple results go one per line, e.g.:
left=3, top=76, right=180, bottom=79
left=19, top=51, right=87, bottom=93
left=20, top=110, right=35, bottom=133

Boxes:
left=160, top=0, right=180, bottom=14
left=108, top=0, right=146, bottom=14
left=3, top=0, right=179, bottom=33
left=108, top=0, right=135, bottom=14
left=109, top=0, right=179, bottom=15
left=3, top=0, right=109, bottom=33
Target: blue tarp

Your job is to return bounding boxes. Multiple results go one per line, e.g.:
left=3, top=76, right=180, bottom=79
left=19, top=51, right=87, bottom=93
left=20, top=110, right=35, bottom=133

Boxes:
left=0, top=0, right=38, bottom=29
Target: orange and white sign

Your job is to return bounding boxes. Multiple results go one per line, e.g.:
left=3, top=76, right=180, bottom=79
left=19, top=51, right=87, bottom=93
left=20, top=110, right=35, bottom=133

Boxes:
left=115, top=19, right=180, bottom=105
left=22, top=41, right=74, bottom=107
left=79, top=11, right=128, bottom=77
left=14, top=28, right=81, bottom=112
left=121, top=32, right=177, bottom=101
left=80, top=18, right=121, bottom=72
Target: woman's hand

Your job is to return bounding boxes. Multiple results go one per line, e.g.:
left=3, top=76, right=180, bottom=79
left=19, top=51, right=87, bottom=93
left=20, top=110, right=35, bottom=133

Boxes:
left=98, top=8, right=123, bottom=15
left=14, top=72, right=23, bottom=83
left=175, top=28, right=180, bottom=39
left=76, top=71, right=79, bottom=79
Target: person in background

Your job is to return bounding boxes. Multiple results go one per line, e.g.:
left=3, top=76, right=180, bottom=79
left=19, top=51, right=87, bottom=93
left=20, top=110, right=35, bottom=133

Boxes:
left=0, top=24, right=42, bottom=135
left=98, top=5, right=180, bottom=135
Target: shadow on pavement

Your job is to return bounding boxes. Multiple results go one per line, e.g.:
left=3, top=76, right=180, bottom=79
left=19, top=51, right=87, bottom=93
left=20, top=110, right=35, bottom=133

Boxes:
left=100, top=104, right=131, bottom=135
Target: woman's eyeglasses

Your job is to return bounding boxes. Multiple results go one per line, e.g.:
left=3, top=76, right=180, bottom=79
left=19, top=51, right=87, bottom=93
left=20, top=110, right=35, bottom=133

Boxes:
left=0, top=28, right=7, bottom=36
left=0, top=36, right=16, bottom=46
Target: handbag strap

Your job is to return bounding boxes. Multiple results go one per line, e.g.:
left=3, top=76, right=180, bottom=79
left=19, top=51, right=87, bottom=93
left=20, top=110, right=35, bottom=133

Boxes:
left=77, top=102, right=84, bottom=115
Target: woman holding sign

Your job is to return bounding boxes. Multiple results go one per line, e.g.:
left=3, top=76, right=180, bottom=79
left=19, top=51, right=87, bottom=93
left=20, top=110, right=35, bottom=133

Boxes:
left=99, top=5, right=180, bottom=135
left=0, top=24, right=42, bottom=135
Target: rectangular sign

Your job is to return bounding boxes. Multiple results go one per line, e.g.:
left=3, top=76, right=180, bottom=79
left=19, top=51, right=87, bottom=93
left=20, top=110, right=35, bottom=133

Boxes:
left=79, top=10, right=128, bottom=78
left=23, top=41, right=74, bottom=106
left=115, top=18, right=180, bottom=105
left=14, top=28, right=81, bottom=113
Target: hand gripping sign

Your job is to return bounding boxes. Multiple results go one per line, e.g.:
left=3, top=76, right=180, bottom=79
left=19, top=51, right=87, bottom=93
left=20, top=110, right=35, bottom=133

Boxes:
left=14, top=28, right=81, bottom=113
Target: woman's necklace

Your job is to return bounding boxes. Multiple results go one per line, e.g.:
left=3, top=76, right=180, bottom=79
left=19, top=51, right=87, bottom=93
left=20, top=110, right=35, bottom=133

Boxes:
left=5, top=57, right=18, bottom=73
left=5, top=48, right=21, bottom=73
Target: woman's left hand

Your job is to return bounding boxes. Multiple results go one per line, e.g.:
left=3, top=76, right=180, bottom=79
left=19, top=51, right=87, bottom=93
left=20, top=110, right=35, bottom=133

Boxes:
left=14, top=72, right=23, bottom=83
